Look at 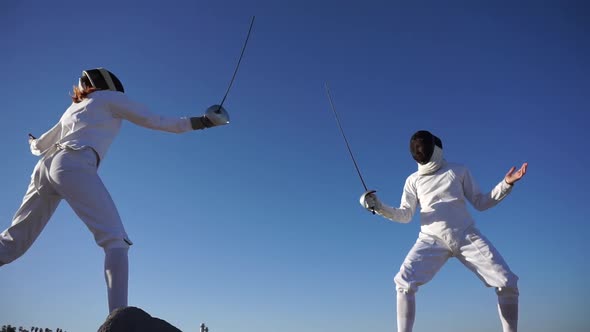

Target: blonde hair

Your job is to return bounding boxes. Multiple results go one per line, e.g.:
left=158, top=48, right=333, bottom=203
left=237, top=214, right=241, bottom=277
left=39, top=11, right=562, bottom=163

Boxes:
left=71, top=85, right=98, bottom=103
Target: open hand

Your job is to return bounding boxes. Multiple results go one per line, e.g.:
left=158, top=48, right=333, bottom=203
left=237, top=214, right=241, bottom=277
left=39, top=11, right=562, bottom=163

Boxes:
left=505, top=162, right=528, bottom=185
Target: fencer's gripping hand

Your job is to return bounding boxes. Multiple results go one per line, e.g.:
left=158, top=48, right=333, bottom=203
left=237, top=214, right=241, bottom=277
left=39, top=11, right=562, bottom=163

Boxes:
left=191, top=105, right=230, bottom=130
left=205, top=104, right=230, bottom=126
left=28, top=133, right=36, bottom=144
left=359, top=190, right=381, bottom=215
left=190, top=105, right=230, bottom=130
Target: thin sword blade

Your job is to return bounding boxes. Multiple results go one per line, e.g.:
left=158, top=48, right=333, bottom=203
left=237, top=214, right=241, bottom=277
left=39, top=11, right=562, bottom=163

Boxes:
left=325, top=83, right=376, bottom=214
left=324, top=83, right=369, bottom=191
left=218, top=16, right=256, bottom=111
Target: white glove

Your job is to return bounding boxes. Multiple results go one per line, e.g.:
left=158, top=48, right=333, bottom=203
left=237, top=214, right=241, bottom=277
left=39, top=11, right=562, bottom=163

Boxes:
left=204, top=104, right=230, bottom=126
left=190, top=105, right=230, bottom=130
left=359, top=190, right=381, bottom=213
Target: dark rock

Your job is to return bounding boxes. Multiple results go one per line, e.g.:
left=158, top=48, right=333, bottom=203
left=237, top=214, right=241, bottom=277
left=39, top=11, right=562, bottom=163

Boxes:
left=97, top=306, right=182, bottom=332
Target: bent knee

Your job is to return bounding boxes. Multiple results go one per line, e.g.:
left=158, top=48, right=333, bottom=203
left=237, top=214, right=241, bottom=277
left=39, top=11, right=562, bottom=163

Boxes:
left=496, top=287, right=519, bottom=296
left=396, top=287, right=417, bottom=295
left=395, top=274, right=418, bottom=294
left=0, top=241, right=31, bottom=265
left=499, top=270, right=519, bottom=289
left=100, top=237, right=133, bottom=250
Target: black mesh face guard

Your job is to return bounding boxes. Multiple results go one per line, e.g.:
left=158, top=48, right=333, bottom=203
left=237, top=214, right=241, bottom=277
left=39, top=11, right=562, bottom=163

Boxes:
left=410, top=130, right=442, bottom=164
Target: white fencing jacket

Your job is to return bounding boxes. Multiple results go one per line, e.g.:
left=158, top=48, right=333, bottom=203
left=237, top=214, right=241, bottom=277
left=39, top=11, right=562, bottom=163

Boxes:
left=30, top=90, right=193, bottom=161
left=376, top=162, right=513, bottom=248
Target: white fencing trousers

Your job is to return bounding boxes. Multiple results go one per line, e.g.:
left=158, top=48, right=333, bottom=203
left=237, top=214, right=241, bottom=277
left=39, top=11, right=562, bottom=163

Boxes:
left=394, top=227, right=518, bottom=332
left=0, top=147, right=131, bottom=265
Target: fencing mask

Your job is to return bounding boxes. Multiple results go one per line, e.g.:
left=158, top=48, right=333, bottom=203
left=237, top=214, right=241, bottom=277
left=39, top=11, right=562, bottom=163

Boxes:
left=410, top=130, right=443, bottom=165
left=78, top=68, right=125, bottom=93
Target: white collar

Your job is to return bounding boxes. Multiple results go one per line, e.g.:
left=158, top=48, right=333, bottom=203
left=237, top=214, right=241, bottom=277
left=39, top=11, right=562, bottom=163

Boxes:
left=417, top=146, right=445, bottom=175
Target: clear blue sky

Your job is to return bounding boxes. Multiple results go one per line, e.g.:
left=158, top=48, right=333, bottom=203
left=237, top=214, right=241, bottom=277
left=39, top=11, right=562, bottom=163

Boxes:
left=1, top=1, right=588, bottom=331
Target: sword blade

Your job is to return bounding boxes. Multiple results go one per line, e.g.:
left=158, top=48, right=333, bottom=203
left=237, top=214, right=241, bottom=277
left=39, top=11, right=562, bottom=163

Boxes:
left=324, top=83, right=369, bottom=192
left=218, top=16, right=256, bottom=111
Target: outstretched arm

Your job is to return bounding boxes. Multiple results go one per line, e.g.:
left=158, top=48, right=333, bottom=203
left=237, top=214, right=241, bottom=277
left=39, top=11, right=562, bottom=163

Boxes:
left=108, top=94, right=228, bottom=133
left=108, top=95, right=192, bottom=133
left=504, top=162, right=528, bottom=185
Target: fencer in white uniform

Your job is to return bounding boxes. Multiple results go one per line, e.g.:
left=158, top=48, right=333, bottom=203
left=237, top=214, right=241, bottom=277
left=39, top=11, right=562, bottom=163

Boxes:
left=360, top=130, right=528, bottom=332
left=0, top=68, right=230, bottom=313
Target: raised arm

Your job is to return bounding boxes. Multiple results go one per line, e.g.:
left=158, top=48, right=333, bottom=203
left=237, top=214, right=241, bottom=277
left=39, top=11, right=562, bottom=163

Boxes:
left=463, top=163, right=527, bottom=211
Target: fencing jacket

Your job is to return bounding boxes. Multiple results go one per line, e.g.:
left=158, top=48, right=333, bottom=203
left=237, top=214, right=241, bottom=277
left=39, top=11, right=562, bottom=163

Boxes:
left=376, top=162, right=513, bottom=249
left=30, top=90, right=193, bottom=161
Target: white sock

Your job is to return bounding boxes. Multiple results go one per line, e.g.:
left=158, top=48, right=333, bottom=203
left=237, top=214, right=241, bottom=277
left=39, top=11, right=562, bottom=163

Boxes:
left=397, top=291, right=416, bottom=332
left=104, top=247, right=129, bottom=313
left=497, top=290, right=518, bottom=332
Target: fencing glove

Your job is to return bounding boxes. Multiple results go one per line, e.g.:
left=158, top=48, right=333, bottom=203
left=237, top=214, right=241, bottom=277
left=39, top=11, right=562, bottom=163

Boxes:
left=191, top=105, right=230, bottom=130
left=359, top=190, right=381, bottom=213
